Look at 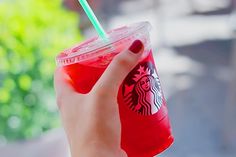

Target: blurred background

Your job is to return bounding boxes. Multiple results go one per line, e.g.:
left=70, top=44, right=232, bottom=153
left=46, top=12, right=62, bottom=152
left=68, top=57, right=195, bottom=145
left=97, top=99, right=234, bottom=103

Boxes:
left=0, top=0, right=236, bottom=157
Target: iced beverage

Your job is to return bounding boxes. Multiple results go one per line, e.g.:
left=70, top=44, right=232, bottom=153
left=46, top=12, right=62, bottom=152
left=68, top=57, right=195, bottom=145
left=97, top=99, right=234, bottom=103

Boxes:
left=56, top=22, right=174, bottom=157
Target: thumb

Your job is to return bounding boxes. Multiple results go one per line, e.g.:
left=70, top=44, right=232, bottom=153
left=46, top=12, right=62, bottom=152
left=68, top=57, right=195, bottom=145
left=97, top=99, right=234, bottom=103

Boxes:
left=93, top=40, right=144, bottom=95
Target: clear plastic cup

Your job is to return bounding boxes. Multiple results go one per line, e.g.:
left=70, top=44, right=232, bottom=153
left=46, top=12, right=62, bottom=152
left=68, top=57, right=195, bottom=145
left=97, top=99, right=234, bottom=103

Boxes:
left=56, top=22, right=174, bottom=157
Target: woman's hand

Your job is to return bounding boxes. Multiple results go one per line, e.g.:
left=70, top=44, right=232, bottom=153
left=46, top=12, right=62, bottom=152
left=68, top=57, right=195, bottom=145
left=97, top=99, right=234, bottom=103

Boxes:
left=54, top=40, right=144, bottom=157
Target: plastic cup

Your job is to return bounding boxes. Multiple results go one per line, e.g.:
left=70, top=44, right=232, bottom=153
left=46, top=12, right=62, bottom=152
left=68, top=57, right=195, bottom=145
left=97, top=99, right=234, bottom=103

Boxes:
left=56, top=22, right=174, bottom=157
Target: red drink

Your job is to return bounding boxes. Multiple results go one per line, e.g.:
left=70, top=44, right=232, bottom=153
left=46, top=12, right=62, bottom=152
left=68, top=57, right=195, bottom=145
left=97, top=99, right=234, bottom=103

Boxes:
left=56, top=22, right=174, bottom=157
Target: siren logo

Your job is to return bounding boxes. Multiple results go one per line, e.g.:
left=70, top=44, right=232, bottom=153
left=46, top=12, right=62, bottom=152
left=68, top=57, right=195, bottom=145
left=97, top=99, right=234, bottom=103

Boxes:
left=122, top=62, right=163, bottom=115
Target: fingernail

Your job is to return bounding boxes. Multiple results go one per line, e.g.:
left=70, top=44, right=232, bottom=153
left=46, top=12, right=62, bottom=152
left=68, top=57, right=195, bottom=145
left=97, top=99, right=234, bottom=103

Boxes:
left=129, top=40, right=144, bottom=54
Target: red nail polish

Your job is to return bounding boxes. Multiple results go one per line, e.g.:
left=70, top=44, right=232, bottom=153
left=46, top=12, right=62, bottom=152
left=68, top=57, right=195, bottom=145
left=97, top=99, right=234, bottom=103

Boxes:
left=129, top=40, right=144, bottom=54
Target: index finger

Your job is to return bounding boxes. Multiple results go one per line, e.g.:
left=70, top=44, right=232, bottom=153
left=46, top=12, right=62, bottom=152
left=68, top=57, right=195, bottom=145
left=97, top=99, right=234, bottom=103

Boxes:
left=92, top=40, right=144, bottom=96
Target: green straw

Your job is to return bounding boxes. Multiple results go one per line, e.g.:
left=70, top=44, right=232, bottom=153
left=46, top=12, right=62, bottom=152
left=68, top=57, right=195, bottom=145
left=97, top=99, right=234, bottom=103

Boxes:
left=78, top=0, right=108, bottom=40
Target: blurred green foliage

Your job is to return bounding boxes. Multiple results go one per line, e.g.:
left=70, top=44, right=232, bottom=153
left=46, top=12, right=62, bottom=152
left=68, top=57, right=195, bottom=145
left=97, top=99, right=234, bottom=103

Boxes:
left=0, top=0, right=83, bottom=141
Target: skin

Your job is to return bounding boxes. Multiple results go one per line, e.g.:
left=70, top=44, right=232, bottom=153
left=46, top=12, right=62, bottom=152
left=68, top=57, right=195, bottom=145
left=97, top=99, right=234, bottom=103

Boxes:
left=54, top=42, right=144, bottom=157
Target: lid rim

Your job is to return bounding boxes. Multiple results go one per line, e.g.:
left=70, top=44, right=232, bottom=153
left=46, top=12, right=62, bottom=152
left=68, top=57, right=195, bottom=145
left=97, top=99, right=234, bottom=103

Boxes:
left=56, top=21, right=151, bottom=65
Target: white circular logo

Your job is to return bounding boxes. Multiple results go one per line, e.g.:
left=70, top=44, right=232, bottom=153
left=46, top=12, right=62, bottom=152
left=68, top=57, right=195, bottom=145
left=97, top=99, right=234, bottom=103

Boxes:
left=122, top=62, right=163, bottom=115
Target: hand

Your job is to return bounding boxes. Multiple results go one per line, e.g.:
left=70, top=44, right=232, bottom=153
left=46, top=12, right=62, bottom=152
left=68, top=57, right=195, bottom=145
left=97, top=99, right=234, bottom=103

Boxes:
left=54, top=40, right=144, bottom=157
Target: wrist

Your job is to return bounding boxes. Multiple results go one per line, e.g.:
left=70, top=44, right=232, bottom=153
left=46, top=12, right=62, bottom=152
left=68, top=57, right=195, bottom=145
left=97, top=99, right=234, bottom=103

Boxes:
left=70, top=140, right=127, bottom=157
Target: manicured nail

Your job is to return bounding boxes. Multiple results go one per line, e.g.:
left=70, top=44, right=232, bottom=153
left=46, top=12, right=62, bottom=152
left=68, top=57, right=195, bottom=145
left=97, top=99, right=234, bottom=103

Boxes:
left=129, top=40, right=144, bottom=54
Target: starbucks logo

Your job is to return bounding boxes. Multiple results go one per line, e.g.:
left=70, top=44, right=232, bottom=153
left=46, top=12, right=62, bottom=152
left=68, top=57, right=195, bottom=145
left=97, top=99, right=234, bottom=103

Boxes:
left=122, top=62, right=163, bottom=115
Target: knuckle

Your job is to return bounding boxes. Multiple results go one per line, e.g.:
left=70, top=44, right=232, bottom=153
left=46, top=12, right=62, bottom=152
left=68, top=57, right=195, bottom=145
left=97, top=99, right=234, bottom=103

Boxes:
left=114, top=55, right=134, bottom=70
left=55, top=92, right=77, bottom=109
left=92, top=87, right=116, bottom=100
left=56, top=95, right=64, bottom=109
left=92, top=88, right=109, bottom=98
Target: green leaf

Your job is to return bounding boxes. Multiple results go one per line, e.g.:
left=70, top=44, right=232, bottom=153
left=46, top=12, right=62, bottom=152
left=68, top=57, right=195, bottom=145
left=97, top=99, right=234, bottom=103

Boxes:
left=0, top=89, right=10, bottom=103
left=18, top=75, right=32, bottom=91
left=0, top=0, right=83, bottom=141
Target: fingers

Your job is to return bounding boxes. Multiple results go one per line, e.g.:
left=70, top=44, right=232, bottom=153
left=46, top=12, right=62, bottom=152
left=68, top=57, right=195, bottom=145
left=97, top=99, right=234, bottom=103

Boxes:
left=54, top=67, right=77, bottom=108
left=93, top=40, right=144, bottom=96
